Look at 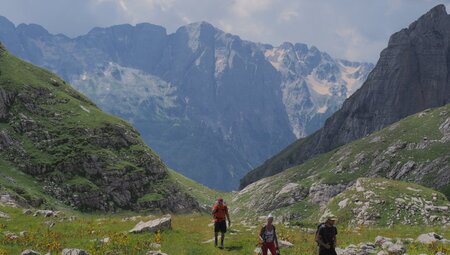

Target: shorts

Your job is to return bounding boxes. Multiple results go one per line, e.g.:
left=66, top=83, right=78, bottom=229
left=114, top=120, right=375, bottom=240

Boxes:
left=319, top=247, right=337, bottom=255
left=214, top=220, right=227, bottom=233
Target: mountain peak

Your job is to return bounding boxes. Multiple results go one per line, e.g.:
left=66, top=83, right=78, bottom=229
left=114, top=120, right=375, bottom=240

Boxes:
left=426, top=4, right=447, bottom=17
left=180, top=21, right=218, bottom=35
left=407, top=4, right=449, bottom=32
left=241, top=5, right=450, bottom=189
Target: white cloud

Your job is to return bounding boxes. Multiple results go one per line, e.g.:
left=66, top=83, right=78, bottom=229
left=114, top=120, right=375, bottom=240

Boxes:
left=230, top=0, right=275, bottom=18
left=278, top=9, right=299, bottom=22
left=1, top=0, right=449, bottom=62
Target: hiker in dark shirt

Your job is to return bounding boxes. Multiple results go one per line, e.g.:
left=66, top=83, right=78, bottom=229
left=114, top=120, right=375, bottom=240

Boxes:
left=315, top=214, right=338, bottom=255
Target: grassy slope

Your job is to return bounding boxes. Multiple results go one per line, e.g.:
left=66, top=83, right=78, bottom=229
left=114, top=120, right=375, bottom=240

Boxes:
left=325, top=178, right=450, bottom=226
left=0, top=47, right=199, bottom=211
left=0, top=204, right=448, bottom=255
left=232, top=104, right=450, bottom=220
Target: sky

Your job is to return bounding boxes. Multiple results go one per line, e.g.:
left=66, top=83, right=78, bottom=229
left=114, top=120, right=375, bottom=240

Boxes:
left=1, top=0, right=450, bottom=63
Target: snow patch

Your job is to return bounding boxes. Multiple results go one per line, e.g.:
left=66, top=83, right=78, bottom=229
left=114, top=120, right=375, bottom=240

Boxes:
left=317, top=105, right=328, bottom=113
left=306, top=74, right=331, bottom=96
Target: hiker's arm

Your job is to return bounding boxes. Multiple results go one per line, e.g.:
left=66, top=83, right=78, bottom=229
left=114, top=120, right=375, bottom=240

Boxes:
left=274, top=229, right=279, bottom=249
left=226, top=210, right=231, bottom=224
left=211, top=207, right=217, bottom=219
left=259, top=227, right=265, bottom=243
left=315, top=234, right=330, bottom=249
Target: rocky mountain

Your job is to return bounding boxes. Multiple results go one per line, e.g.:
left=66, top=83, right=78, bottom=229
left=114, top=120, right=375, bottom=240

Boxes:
left=0, top=43, right=199, bottom=212
left=232, top=103, right=450, bottom=222
left=241, top=5, right=450, bottom=189
left=0, top=17, right=372, bottom=190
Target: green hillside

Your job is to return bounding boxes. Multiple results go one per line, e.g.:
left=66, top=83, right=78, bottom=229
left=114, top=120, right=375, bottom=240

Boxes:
left=324, top=178, right=449, bottom=226
left=0, top=43, right=198, bottom=212
left=232, top=103, right=450, bottom=223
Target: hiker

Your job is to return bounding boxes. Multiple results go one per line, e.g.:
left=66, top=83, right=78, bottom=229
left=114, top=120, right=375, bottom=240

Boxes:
left=212, top=197, right=231, bottom=249
left=315, top=214, right=338, bottom=255
left=259, top=214, right=280, bottom=255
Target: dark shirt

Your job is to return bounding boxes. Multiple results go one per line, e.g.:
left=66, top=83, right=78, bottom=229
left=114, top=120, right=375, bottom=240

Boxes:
left=318, top=224, right=337, bottom=246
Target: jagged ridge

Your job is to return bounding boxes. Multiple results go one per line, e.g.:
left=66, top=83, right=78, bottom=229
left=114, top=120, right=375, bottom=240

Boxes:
left=240, top=4, right=450, bottom=189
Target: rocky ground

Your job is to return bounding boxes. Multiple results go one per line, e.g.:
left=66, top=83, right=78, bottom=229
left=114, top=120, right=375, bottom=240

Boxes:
left=231, top=104, right=450, bottom=224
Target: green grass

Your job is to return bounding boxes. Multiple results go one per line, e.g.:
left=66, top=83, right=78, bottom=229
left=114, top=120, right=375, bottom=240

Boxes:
left=232, top=104, right=450, bottom=222
left=0, top=49, right=185, bottom=212
left=0, top=206, right=448, bottom=255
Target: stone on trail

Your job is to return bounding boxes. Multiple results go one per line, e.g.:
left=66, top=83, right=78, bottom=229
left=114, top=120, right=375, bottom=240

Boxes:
left=129, top=214, right=172, bottom=234
left=202, top=238, right=215, bottom=244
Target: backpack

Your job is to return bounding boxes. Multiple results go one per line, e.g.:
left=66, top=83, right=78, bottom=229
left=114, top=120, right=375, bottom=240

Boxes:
left=260, top=225, right=277, bottom=243
left=315, top=223, right=325, bottom=244
left=212, top=203, right=227, bottom=220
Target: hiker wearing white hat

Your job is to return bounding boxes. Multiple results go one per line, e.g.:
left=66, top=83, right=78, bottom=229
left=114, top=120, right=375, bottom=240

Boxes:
left=315, top=214, right=338, bottom=255
left=259, top=213, right=280, bottom=255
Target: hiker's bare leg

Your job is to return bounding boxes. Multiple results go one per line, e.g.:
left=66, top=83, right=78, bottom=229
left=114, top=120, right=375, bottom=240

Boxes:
left=220, top=232, right=225, bottom=246
left=214, top=232, right=218, bottom=246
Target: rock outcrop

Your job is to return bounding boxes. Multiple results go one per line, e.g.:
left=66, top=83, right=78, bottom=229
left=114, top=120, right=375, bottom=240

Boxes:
left=325, top=178, right=450, bottom=227
left=241, top=4, right=450, bottom=189
left=0, top=46, right=199, bottom=212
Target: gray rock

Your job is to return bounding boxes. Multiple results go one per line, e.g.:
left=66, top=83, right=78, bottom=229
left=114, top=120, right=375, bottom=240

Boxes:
left=61, top=248, right=89, bottom=255
left=387, top=243, right=405, bottom=255
left=129, top=215, right=172, bottom=234
left=34, top=210, right=59, bottom=217
left=145, top=252, right=168, bottom=255
left=279, top=240, right=294, bottom=248
left=22, top=209, right=33, bottom=215
left=21, top=250, right=41, bottom=255
left=0, top=211, right=10, bottom=219
left=416, top=232, right=443, bottom=244
left=309, top=182, right=348, bottom=205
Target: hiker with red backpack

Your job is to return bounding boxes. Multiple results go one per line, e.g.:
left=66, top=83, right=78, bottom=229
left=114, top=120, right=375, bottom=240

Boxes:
left=315, top=214, right=338, bottom=255
left=259, top=214, right=280, bottom=255
left=212, top=197, right=231, bottom=249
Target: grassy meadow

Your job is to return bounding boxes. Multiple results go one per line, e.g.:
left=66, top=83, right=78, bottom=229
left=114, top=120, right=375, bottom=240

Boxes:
left=0, top=204, right=449, bottom=255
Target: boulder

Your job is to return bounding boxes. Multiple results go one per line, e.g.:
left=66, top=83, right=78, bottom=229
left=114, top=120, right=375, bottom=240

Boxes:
left=146, top=252, right=168, bottom=255
left=61, top=248, right=89, bottom=255
left=34, top=210, right=59, bottom=217
left=416, top=232, right=443, bottom=244
left=23, top=209, right=33, bottom=215
left=129, top=214, right=172, bottom=234
left=0, top=211, right=10, bottom=219
left=21, top=250, right=41, bottom=255
left=386, top=243, right=405, bottom=255
left=279, top=240, right=294, bottom=248
left=375, top=236, right=393, bottom=246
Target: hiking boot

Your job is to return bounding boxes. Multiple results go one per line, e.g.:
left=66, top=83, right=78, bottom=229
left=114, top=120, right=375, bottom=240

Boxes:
left=219, top=244, right=224, bottom=249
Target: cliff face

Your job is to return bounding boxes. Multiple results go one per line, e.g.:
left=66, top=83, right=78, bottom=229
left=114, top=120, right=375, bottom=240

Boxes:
left=241, top=5, right=450, bottom=189
left=0, top=45, right=199, bottom=212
